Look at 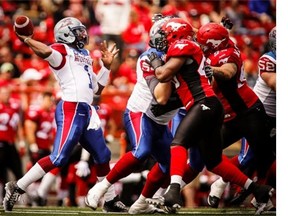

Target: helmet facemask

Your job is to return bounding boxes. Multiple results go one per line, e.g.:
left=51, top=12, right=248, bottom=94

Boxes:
left=69, top=26, right=89, bottom=49
left=150, top=30, right=168, bottom=52
left=149, top=16, right=171, bottom=52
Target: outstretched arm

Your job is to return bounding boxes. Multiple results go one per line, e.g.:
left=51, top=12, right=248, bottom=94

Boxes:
left=15, top=33, right=52, bottom=59
left=99, top=40, right=119, bottom=70
left=94, top=41, right=119, bottom=95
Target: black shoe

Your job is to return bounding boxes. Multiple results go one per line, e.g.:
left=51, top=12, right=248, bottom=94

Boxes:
left=34, top=195, right=47, bottom=206
left=207, top=195, right=220, bottom=208
left=162, top=183, right=183, bottom=209
left=252, top=184, right=274, bottom=215
left=230, top=188, right=251, bottom=206
left=3, top=181, right=25, bottom=212
left=103, top=195, right=128, bottom=213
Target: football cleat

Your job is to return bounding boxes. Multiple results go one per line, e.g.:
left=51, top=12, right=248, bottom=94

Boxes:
left=252, top=184, right=275, bottom=215
left=102, top=195, right=128, bottom=213
left=3, top=181, right=25, bottom=212
left=251, top=197, right=276, bottom=212
left=207, top=178, right=227, bottom=208
left=129, top=199, right=165, bottom=214
left=85, top=182, right=107, bottom=210
left=230, top=187, right=251, bottom=206
left=161, top=183, right=183, bottom=209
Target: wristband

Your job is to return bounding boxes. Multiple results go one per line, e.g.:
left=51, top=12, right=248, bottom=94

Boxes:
left=24, top=37, right=31, bottom=44
left=97, top=62, right=111, bottom=86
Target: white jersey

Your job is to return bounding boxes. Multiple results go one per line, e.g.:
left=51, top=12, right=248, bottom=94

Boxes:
left=45, top=43, right=98, bottom=104
left=127, top=50, right=178, bottom=125
left=253, top=51, right=276, bottom=118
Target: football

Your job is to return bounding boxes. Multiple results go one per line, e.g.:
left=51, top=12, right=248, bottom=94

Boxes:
left=14, top=15, right=34, bottom=36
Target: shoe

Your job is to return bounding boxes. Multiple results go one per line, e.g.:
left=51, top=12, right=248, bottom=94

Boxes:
left=161, top=183, right=183, bottom=209
left=3, top=181, right=25, bottom=212
left=251, top=197, right=276, bottom=212
left=128, top=200, right=165, bottom=214
left=252, top=184, right=274, bottom=215
left=85, top=182, right=107, bottom=210
left=35, top=196, right=47, bottom=206
left=146, top=198, right=177, bottom=214
left=207, top=178, right=227, bottom=208
left=103, top=195, right=128, bottom=213
left=163, top=206, right=177, bottom=214
left=229, top=187, right=251, bottom=206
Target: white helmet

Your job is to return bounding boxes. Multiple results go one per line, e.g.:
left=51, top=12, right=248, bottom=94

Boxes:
left=149, top=15, right=171, bottom=48
left=268, top=26, right=276, bottom=54
left=54, top=17, right=88, bottom=49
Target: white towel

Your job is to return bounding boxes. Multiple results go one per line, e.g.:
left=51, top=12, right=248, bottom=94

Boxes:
left=87, top=105, right=101, bottom=130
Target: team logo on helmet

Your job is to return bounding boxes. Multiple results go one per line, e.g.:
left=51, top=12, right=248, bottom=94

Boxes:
left=166, top=22, right=187, bottom=32
left=175, top=43, right=188, bottom=50
left=207, top=38, right=226, bottom=49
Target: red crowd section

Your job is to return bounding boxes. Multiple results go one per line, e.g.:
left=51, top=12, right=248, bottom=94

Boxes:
left=0, top=0, right=276, bottom=135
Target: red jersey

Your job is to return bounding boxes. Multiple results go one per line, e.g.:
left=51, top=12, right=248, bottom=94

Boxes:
left=25, top=105, right=55, bottom=150
left=166, top=39, right=215, bottom=110
left=0, top=99, right=22, bottom=143
left=206, top=40, right=259, bottom=121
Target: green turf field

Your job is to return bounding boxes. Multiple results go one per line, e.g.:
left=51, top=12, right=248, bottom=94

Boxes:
left=0, top=207, right=276, bottom=216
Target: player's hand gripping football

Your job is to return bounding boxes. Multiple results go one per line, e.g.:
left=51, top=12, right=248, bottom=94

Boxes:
left=15, top=31, right=33, bottom=43
left=100, top=40, right=119, bottom=70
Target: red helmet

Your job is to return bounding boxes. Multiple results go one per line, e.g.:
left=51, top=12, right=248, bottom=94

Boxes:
left=153, top=17, right=194, bottom=52
left=196, top=23, right=229, bottom=53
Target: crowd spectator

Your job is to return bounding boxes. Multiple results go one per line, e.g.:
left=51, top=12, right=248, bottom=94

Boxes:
left=95, top=0, right=131, bottom=60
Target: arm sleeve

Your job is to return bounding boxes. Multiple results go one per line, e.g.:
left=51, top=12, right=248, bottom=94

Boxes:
left=44, top=44, right=67, bottom=68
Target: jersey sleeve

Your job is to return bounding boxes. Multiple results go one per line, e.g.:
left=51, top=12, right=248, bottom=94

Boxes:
left=258, top=53, right=276, bottom=75
left=45, top=43, right=67, bottom=69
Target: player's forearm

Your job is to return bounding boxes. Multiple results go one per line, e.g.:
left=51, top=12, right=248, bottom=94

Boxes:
left=24, top=38, right=52, bottom=59
left=211, top=63, right=237, bottom=80
left=154, top=82, right=172, bottom=105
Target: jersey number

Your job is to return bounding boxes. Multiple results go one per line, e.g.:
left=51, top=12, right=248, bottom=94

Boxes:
left=84, top=65, right=93, bottom=89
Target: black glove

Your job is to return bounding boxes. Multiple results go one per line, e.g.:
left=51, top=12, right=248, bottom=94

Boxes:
left=221, top=16, right=233, bottom=30
left=204, top=65, right=213, bottom=79
left=152, top=13, right=165, bottom=23
left=147, top=52, right=163, bottom=70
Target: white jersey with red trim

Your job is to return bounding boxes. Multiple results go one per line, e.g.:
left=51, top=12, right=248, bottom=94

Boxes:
left=127, top=48, right=179, bottom=125
left=45, top=43, right=96, bottom=104
left=253, top=51, right=276, bottom=118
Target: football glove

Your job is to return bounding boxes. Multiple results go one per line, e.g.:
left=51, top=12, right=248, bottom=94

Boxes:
left=221, top=16, right=233, bottom=30
left=147, top=52, right=164, bottom=70
left=204, top=65, right=213, bottom=79
left=75, top=160, right=90, bottom=178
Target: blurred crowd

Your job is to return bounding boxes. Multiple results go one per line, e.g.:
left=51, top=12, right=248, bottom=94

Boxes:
left=0, top=0, right=276, bottom=208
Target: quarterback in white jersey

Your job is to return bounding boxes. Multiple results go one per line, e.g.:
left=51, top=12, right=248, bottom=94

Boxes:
left=3, top=17, right=128, bottom=213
